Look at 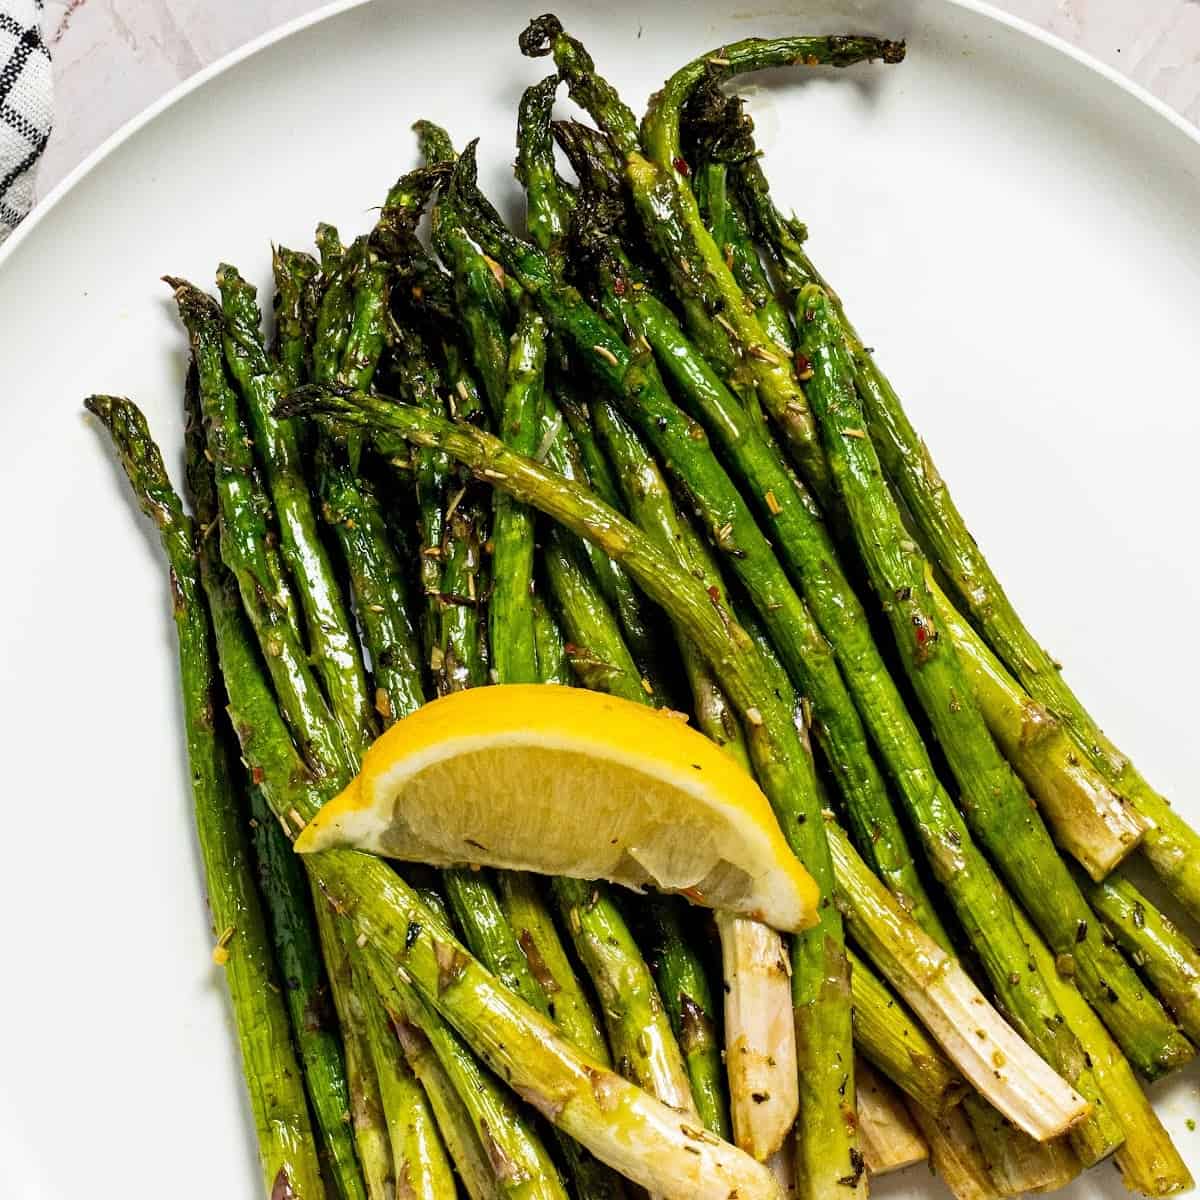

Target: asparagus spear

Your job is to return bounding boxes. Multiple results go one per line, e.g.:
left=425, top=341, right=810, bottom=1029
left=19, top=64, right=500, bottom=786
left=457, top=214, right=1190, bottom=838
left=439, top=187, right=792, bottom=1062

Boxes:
left=742, top=577, right=1063, bottom=1193
left=445, top=869, right=544, bottom=1009
left=531, top=516, right=699, bottom=1122
left=1083, top=870, right=1200, bottom=1044
left=641, top=899, right=731, bottom=1141
left=496, top=871, right=610, bottom=1065
left=585, top=386, right=792, bottom=1154
left=216, top=263, right=376, bottom=756
left=734, top=148, right=1197, bottom=912
left=272, top=245, right=320, bottom=386
left=713, top=910, right=797, bottom=1158
left=583, top=224, right=947, bottom=944
left=390, top=1012, right=503, bottom=1200
left=489, top=299, right=544, bottom=685
left=180, top=346, right=365, bottom=1198
left=279, top=385, right=1089, bottom=1143
left=1013, top=905, right=1193, bottom=1197
left=189, top=377, right=575, bottom=1200
left=378, top=962, right=570, bottom=1200
left=321, top=854, right=782, bottom=1200
left=423, top=115, right=666, bottom=693
left=796, top=279, right=1193, bottom=1083
left=960, top=1098, right=1079, bottom=1196
left=187, top=542, right=766, bottom=1200
left=854, top=1057, right=928, bottom=1176
left=841, top=275, right=1183, bottom=893
left=554, top=879, right=697, bottom=1118
left=388, top=262, right=630, bottom=1200
left=447, top=149, right=1120, bottom=1155
left=178, top=265, right=399, bottom=1190
left=531, top=594, right=571, bottom=685
left=318, top=907, right=401, bottom=1199
left=929, top=577, right=1144, bottom=877
left=846, top=947, right=966, bottom=1117
left=526, top=17, right=901, bottom=506
left=166, top=277, right=354, bottom=781
left=271, top=249, right=425, bottom=726
left=692, top=158, right=793, bottom=354
left=87, top=394, right=326, bottom=1200
left=245, top=783, right=366, bottom=1200
left=907, top=1103, right=1002, bottom=1200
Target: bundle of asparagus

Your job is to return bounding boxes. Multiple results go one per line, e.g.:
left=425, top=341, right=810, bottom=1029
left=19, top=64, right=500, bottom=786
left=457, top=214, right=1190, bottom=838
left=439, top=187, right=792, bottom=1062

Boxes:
left=86, top=16, right=1199, bottom=1200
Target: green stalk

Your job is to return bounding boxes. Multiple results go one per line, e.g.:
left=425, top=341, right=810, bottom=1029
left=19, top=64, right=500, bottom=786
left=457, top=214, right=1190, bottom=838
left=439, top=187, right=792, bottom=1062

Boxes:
left=317, top=897, right=397, bottom=1198
left=846, top=947, right=965, bottom=1117
left=318, top=854, right=782, bottom=1200
left=496, top=871, right=610, bottom=1066
left=489, top=299, right=544, bottom=686
left=346, top=937, right=457, bottom=1200
left=245, top=782, right=367, bottom=1200
left=317, top=457, right=425, bottom=726
left=554, top=879, right=697, bottom=1116
left=281, top=385, right=1087, bottom=1148
left=533, top=514, right=698, bottom=1121
left=600, top=259, right=947, bottom=945
left=642, top=899, right=730, bottom=1141
left=694, top=159, right=792, bottom=352
left=532, top=594, right=571, bottom=685
left=796, top=280, right=1193, bottom=1084
left=444, top=869, right=543, bottom=1008
left=312, top=226, right=355, bottom=382
left=272, top=245, right=320, bottom=387
left=543, top=531, right=648, bottom=702
left=166, top=278, right=352, bottom=780
left=1013, top=906, right=1192, bottom=1197
left=844, top=277, right=1185, bottom=899
left=284, top=247, right=425, bottom=727
left=739, top=157, right=1200, bottom=919
left=390, top=1013, right=502, bottom=1200
left=1083, top=869, right=1200, bottom=1044
left=529, top=18, right=901, bottom=505
left=86, top=394, right=325, bottom=1200
left=929, top=576, right=1144, bottom=878
left=587, top=393, right=791, bottom=1156
left=506, top=92, right=673, bottom=693
left=216, top=263, right=375, bottom=757
left=434, top=485, right=489, bottom=694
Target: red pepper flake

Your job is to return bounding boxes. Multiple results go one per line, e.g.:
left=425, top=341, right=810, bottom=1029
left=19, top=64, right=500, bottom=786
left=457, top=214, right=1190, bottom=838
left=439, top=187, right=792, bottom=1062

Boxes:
left=251, top=765, right=265, bottom=785
left=673, top=156, right=691, bottom=176
left=707, top=586, right=721, bottom=602
left=795, top=352, right=814, bottom=381
left=915, top=624, right=929, bottom=645
left=613, top=276, right=627, bottom=297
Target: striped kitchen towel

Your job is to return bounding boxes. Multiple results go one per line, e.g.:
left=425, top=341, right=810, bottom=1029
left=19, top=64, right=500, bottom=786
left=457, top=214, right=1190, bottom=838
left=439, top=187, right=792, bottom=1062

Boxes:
left=0, top=0, right=51, bottom=243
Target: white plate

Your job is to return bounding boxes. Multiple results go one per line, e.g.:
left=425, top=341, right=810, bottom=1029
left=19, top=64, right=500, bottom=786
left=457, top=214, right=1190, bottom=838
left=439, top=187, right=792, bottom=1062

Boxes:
left=2, top=1, right=1198, bottom=1195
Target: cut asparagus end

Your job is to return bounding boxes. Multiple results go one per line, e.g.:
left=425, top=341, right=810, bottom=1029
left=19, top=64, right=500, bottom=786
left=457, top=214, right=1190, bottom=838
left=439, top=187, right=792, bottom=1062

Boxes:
left=1013, top=906, right=1193, bottom=1196
left=716, top=913, right=799, bottom=1161
left=908, top=1101, right=1001, bottom=1200
left=314, top=853, right=777, bottom=1200
left=961, top=1093, right=1080, bottom=1196
left=848, top=945, right=968, bottom=1116
left=855, top=1058, right=928, bottom=1176
left=828, top=825, right=1089, bottom=1141
left=930, top=574, right=1146, bottom=879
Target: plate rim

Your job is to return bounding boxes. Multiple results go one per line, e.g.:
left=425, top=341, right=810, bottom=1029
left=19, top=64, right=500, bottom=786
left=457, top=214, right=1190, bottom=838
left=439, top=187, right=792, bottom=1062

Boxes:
left=2, top=0, right=1198, bottom=275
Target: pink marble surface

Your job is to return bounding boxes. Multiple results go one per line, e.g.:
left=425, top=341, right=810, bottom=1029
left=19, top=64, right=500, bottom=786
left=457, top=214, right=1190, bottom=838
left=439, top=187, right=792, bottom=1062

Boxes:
left=36, top=0, right=1200, bottom=196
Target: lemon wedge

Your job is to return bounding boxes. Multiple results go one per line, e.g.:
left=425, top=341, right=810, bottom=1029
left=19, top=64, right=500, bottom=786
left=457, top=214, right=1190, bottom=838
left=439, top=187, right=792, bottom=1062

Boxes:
left=296, top=684, right=817, bottom=932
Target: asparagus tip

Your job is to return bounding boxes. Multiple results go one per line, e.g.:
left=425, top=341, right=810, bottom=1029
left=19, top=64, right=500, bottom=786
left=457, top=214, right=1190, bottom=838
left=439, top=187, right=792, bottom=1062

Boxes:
left=519, top=14, right=563, bottom=58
